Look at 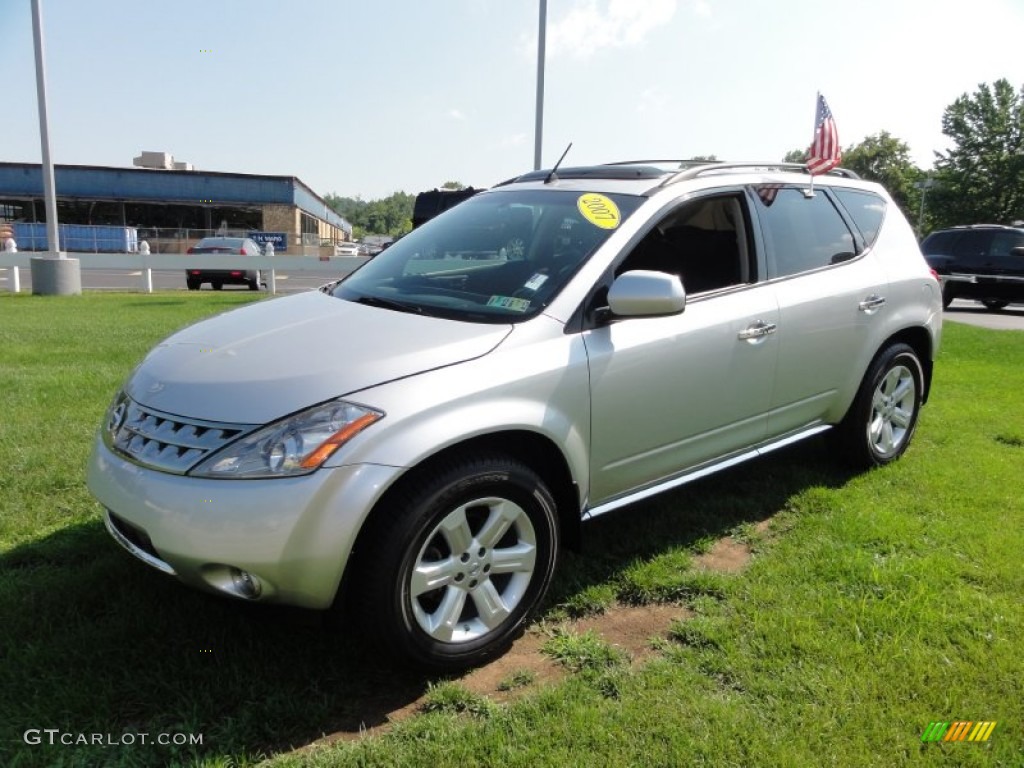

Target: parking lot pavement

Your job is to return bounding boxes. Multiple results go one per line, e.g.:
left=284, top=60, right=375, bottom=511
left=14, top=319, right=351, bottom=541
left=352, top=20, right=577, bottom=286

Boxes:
left=1, top=267, right=341, bottom=294
left=944, top=300, right=1024, bottom=331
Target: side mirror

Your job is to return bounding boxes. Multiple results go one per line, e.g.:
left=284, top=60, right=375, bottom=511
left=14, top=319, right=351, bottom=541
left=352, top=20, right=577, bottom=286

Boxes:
left=607, top=270, right=686, bottom=317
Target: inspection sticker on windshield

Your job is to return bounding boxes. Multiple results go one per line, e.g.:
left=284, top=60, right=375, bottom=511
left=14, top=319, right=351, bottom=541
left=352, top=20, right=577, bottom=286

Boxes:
left=577, top=193, right=621, bottom=230
left=487, top=295, right=531, bottom=312
left=523, top=273, right=549, bottom=291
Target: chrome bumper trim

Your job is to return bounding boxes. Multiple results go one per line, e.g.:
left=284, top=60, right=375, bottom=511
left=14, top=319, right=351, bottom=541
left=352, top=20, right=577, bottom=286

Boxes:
left=103, top=510, right=177, bottom=576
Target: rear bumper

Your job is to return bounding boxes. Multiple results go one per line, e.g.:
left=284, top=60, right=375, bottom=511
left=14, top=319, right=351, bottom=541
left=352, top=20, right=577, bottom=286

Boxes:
left=186, top=269, right=258, bottom=283
left=941, top=273, right=1024, bottom=301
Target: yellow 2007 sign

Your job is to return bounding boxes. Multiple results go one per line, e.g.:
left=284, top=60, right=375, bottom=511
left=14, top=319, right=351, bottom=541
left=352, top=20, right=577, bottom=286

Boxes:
left=577, top=193, right=621, bottom=230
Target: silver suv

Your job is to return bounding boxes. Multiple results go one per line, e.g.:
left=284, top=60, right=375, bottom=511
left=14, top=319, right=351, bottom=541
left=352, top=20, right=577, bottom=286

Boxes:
left=88, top=161, right=942, bottom=669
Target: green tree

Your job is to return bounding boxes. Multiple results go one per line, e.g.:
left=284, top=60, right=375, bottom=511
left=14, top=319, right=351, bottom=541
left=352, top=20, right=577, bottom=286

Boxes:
left=782, top=148, right=807, bottom=163
left=324, top=191, right=415, bottom=237
left=930, top=79, right=1024, bottom=228
left=441, top=181, right=466, bottom=190
left=841, top=132, right=923, bottom=216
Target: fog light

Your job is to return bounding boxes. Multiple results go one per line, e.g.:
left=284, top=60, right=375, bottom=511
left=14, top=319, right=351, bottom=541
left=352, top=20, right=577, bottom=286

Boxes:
left=230, top=568, right=262, bottom=598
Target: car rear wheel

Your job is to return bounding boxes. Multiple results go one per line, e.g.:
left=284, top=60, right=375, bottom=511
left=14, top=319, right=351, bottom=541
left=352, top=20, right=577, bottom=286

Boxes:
left=247, top=271, right=261, bottom=291
left=212, top=281, right=223, bottom=291
left=981, top=299, right=1009, bottom=311
left=186, top=278, right=200, bottom=291
left=941, top=284, right=955, bottom=309
left=833, top=343, right=923, bottom=468
left=352, top=455, right=560, bottom=670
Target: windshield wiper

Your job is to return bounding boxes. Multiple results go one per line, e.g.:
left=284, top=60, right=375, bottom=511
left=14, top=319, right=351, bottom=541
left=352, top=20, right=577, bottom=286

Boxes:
left=353, top=295, right=424, bottom=314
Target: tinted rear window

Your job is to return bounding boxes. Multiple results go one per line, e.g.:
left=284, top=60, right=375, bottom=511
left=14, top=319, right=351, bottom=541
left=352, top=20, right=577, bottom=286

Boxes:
left=753, top=187, right=857, bottom=278
left=832, top=188, right=886, bottom=247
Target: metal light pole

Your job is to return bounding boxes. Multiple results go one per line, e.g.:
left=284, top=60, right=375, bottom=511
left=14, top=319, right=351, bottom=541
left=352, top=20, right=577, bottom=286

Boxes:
left=915, top=177, right=935, bottom=237
left=30, top=0, right=81, bottom=294
left=533, top=0, right=547, bottom=170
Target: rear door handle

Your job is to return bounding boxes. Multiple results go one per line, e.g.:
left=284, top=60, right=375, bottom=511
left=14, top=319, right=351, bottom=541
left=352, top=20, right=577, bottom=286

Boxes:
left=738, top=321, right=778, bottom=340
left=858, top=295, right=886, bottom=313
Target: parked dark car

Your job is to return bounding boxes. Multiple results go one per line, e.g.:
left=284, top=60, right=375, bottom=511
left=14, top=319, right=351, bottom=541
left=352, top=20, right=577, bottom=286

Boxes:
left=186, top=236, right=263, bottom=291
left=921, top=224, right=1024, bottom=310
left=412, top=187, right=483, bottom=229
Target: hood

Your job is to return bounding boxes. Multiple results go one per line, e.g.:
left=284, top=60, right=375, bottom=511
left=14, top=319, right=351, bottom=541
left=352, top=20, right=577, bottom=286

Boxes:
left=127, top=291, right=512, bottom=423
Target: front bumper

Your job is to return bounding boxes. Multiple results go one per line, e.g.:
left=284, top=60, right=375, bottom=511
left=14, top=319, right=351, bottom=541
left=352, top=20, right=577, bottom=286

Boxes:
left=87, top=434, right=401, bottom=609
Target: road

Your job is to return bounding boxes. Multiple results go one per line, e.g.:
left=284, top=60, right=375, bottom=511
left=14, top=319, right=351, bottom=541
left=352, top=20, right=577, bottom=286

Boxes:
left=0, top=266, right=342, bottom=294
left=943, top=299, right=1024, bottom=331
left=3, top=267, right=1024, bottom=331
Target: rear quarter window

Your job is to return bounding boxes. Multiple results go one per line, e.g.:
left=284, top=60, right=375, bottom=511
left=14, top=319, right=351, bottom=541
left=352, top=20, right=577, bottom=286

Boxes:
left=832, top=188, right=886, bottom=248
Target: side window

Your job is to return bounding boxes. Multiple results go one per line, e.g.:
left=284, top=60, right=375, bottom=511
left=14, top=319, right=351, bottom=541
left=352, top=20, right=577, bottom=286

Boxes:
left=617, top=194, right=752, bottom=294
left=921, top=231, right=958, bottom=255
left=754, top=186, right=856, bottom=278
left=990, top=230, right=1024, bottom=257
left=832, top=188, right=886, bottom=247
left=951, top=230, right=993, bottom=262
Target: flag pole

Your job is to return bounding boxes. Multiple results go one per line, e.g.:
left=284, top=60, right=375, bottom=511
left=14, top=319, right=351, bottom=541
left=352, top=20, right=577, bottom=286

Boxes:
left=806, top=92, right=819, bottom=197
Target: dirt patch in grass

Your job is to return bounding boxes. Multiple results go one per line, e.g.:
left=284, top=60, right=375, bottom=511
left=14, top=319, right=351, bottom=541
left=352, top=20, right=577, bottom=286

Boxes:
left=693, top=536, right=753, bottom=573
left=311, top=531, right=758, bottom=749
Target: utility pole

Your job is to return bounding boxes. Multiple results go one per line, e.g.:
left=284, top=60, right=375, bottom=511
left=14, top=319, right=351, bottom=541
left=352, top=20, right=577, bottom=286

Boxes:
left=31, top=0, right=81, bottom=294
left=533, top=0, right=547, bottom=171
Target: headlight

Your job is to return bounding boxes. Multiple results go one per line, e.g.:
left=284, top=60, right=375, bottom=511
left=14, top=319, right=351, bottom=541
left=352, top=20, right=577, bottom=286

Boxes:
left=190, top=400, right=383, bottom=479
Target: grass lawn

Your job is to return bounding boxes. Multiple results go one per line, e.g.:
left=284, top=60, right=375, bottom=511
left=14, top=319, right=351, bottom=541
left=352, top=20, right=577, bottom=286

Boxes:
left=1, top=292, right=1021, bottom=767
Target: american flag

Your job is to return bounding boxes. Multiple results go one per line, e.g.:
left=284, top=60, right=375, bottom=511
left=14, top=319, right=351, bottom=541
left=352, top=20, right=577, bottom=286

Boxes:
left=806, top=93, right=841, bottom=175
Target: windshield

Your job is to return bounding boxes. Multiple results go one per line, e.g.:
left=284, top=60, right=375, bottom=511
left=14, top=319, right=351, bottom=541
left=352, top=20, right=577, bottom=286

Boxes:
left=333, top=189, right=643, bottom=322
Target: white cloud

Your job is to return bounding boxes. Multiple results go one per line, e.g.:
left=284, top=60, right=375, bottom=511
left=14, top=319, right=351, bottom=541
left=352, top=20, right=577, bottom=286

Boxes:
left=547, top=0, right=678, bottom=59
left=692, top=0, right=712, bottom=18
left=502, top=133, right=528, bottom=148
left=448, top=108, right=467, bottom=121
left=637, top=86, right=668, bottom=114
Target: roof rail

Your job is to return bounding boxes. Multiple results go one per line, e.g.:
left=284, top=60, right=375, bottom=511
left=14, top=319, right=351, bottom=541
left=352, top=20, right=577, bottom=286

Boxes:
left=656, top=161, right=860, bottom=188
left=602, top=159, right=693, bottom=167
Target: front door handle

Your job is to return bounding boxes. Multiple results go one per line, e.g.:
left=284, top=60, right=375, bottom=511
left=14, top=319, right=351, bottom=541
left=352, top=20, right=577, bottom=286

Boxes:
left=738, top=321, right=778, bottom=340
left=858, top=294, right=886, bottom=313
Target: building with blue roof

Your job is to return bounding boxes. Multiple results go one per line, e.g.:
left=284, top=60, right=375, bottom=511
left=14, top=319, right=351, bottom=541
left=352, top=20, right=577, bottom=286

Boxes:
left=0, top=159, right=352, bottom=253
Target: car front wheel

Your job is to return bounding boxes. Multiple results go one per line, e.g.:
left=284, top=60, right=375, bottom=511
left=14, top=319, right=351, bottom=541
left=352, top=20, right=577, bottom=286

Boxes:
left=353, top=455, right=560, bottom=670
left=834, top=343, right=924, bottom=468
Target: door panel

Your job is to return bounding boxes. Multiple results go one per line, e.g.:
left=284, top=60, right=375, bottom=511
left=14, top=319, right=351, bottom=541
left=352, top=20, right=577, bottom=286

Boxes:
left=767, top=253, right=886, bottom=434
left=584, top=285, right=778, bottom=506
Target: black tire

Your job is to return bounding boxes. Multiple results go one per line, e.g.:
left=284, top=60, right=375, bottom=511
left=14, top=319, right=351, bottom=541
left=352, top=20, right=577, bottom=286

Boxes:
left=247, top=271, right=261, bottom=291
left=833, top=343, right=924, bottom=469
left=186, top=278, right=200, bottom=291
left=941, top=284, right=955, bottom=309
left=212, top=281, right=223, bottom=291
left=981, top=299, right=1009, bottom=311
left=352, top=455, right=559, bottom=670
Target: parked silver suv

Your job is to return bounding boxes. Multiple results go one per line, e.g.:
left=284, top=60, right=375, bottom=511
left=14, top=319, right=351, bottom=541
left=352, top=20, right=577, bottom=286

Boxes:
left=88, top=161, right=942, bottom=669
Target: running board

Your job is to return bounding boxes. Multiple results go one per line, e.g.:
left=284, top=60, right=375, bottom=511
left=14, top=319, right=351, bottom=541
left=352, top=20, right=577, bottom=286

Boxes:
left=585, top=424, right=832, bottom=519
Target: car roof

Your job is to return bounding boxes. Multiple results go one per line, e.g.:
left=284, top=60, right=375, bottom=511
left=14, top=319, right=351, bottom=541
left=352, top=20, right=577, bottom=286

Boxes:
left=927, top=224, right=1024, bottom=233
left=197, top=236, right=249, bottom=244
left=493, top=160, right=863, bottom=198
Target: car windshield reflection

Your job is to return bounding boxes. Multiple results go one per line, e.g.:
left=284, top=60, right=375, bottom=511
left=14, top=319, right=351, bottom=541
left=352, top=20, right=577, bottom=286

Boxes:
left=333, top=189, right=643, bottom=322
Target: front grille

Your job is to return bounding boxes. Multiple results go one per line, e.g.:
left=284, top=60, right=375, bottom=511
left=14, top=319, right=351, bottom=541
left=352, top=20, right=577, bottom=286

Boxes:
left=108, top=397, right=257, bottom=474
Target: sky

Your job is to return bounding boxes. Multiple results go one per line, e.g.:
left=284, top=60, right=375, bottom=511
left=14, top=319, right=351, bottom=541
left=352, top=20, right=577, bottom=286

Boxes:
left=2, top=0, right=1023, bottom=201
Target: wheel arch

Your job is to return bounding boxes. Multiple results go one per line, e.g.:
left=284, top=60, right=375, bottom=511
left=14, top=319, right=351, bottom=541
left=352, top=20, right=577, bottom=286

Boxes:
left=333, top=429, right=582, bottom=610
left=879, top=325, right=934, bottom=404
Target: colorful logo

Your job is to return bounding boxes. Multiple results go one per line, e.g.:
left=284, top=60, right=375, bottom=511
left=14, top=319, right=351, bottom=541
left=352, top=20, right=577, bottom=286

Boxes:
left=921, top=721, right=997, bottom=743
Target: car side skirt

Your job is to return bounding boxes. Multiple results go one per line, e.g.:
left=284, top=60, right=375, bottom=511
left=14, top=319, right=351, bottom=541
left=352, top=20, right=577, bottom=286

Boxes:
left=585, top=424, right=832, bottom=519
